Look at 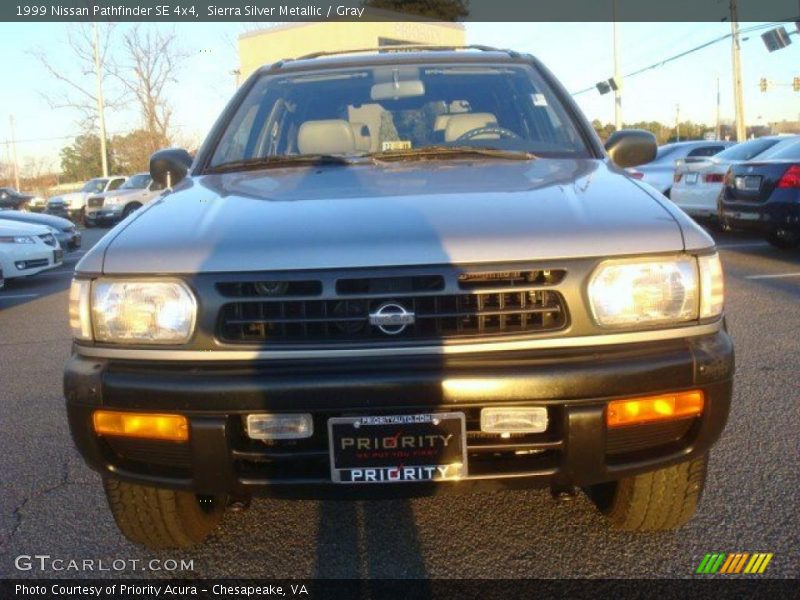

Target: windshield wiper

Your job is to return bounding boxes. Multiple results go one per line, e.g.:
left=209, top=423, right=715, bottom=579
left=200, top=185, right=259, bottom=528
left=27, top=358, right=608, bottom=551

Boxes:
left=368, top=146, right=537, bottom=162
left=205, top=154, right=357, bottom=174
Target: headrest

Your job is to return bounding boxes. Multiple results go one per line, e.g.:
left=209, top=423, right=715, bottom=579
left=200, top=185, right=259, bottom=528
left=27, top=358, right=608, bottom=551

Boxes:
left=298, top=119, right=356, bottom=154
left=444, top=113, right=498, bottom=142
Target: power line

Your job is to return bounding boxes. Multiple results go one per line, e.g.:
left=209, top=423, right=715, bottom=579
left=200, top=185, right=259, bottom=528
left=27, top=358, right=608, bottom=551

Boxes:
left=570, top=21, right=792, bottom=96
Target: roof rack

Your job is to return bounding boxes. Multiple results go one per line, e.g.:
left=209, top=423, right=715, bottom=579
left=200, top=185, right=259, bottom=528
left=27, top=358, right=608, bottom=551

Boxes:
left=292, top=45, right=517, bottom=61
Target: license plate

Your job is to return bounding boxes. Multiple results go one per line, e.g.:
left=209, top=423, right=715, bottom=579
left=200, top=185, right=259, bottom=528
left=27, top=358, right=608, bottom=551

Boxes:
left=54, top=249, right=63, bottom=263
left=723, top=211, right=759, bottom=221
left=735, top=175, right=761, bottom=191
left=328, top=413, right=467, bottom=484
left=685, top=172, right=698, bottom=184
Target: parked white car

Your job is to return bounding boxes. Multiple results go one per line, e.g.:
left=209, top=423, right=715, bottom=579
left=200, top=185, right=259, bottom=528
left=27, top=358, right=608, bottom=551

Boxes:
left=46, top=176, right=127, bottom=222
left=632, top=141, right=734, bottom=196
left=0, top=220, right=63, bottom=281
left=671, top=136, right=793, bottom=219
left=84, top=172, right=165, bottom=226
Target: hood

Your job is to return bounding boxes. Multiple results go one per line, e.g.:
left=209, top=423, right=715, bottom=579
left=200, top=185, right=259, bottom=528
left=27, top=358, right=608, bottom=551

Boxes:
left=49, top=191, right=84, bottom=205
left=92, top=159, right=693, bottom=275
left=0, top=210, right=73, bottom=230
left=0, top=220, right=50, bottom=237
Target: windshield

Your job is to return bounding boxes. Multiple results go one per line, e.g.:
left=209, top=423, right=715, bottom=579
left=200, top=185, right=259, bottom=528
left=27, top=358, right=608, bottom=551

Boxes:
left=119, top=174, right=151, bottom=190
left=209, top=62, right=589, bottom=168
left=715, top=138, right=780, bottom=161
left=81, top=178, right=108, bottom=193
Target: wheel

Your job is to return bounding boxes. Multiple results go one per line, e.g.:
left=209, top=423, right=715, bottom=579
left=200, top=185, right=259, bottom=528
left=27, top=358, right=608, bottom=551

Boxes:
left=122, top=203, right=142, bottom=219
left=103, top=478, right=227, bottom=550
left=588, top=454, right=707, bottom=531
left=766, top=229, right=800, bottom=250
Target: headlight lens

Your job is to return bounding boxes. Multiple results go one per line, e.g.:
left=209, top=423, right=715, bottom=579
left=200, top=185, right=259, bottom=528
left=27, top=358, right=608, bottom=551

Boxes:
left=91, top=280, right=197, bottom=344
left=588, top=253, right=724, bottom=328
left=0, top=235, right=35, bottom=244
left=588, top=256, right=699, bottom=327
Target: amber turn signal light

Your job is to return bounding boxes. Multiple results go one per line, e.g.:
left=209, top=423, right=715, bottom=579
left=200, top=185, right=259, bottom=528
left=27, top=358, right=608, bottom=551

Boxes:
left=606, top=390, right=704, bottom=428
left=93, top=411, right=189, bottom=442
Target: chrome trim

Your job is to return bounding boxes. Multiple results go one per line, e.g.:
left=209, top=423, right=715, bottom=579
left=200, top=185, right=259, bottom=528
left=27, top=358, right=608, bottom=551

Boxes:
left=74, top=321, right=722, bottom=361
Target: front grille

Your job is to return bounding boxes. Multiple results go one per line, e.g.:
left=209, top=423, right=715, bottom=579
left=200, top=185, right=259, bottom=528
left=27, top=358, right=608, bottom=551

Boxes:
left=38, top=234, right=56, bottom=247
left=87, top=196, right=104, bottom=208
left=219, top=289, right=567, bottom=344
left=606, top=418, right=696, bottom=457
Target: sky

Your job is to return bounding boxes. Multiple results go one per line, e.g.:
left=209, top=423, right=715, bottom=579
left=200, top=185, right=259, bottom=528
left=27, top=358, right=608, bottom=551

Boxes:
left=1, top=20, right=798, bottom=173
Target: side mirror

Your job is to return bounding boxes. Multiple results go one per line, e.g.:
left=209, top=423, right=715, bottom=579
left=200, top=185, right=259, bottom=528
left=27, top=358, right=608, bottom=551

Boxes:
left=604, top=129, right=657, bottom=169
left=150, top=148, right=193, bottom=188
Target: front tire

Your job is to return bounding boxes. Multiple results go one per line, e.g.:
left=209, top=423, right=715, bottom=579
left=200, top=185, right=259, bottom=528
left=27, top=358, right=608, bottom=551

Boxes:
left=122, top=203, right=142, bottom=219
left=588, top=454, right=708, bottom=531
left=103, top=478, right=227, bottom=550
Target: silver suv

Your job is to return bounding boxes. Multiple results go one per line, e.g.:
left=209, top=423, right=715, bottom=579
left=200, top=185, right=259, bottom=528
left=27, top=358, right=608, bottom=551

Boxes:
left=65, top=47, right=733, bottom=550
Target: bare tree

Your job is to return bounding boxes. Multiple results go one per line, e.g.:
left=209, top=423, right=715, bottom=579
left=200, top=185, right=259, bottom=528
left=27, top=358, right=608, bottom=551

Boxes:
left=30, top=24, right=122, bottom=130
left=112, top=25, right=188, bottom=150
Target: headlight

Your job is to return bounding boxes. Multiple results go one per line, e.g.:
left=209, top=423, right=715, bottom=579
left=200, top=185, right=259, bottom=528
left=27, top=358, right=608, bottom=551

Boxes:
left=589, top=255, right=703, bottom=328
left=73, top=279, right=197, bottom=344
left=0, top=236, right=35, bottom=244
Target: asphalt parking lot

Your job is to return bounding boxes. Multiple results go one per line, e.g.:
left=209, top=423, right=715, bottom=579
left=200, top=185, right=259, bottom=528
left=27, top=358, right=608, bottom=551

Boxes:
left=0, top=225, right=798, bottom=579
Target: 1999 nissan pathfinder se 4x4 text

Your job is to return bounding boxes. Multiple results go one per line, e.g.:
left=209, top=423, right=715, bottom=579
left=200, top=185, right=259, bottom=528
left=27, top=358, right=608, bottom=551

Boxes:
left=65, top=47, right=733, bottom=550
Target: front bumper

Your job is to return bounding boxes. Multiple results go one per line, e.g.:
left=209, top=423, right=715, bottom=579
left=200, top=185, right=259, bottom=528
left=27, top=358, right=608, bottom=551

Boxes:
left=65, top=330, right=734, bottom=499
left=85, top=208, right=122, bottom=224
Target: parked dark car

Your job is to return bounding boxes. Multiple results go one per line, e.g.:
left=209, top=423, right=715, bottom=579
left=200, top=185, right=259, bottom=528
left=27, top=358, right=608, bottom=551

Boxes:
left=719, top=137, right=800, bottom=248
left=0, top=188, right=33, bottom=211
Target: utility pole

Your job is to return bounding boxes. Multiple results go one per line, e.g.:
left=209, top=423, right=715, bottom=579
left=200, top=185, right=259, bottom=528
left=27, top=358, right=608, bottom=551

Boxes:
left=9, top=115, right=20, bottom=191
left=715, top=77, right=721, bottom=140
left=730, top=0, right=747, bottom=141
left=93, top=22, right=109, bottom=177
left=612, top=0, right=622, bottom=130
left=675, top=104, right=681, bottom=142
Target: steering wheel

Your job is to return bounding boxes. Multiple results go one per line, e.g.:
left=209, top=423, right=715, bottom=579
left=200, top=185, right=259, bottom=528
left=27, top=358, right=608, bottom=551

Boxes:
left=456, top=126, right=521, bottom=142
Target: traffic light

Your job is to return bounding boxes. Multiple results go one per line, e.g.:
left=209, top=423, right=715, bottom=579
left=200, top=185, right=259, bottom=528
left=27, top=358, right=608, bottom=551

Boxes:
left=759, top=77, right=769, bottom=93
left=794, top=77, right=800, bottom=92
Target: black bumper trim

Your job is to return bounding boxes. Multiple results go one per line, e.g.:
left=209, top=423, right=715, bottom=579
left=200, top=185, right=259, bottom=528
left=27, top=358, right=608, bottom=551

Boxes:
left=65, top=332, right=734, bottom=498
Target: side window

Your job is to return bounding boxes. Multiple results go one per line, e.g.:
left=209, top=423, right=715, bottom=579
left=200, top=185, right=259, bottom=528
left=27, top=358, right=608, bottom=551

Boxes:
left=688, top=145, right=723, bottom=158
left=107, top=178, right=125, bottom=191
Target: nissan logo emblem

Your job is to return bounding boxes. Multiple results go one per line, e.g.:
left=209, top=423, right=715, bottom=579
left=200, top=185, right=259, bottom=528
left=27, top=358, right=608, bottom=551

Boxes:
left=368, top=302, right=415, bottom=335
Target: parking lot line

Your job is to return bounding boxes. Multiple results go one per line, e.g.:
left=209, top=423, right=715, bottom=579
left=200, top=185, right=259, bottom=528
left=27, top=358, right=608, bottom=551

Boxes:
left=0, top=293, right=40, bottom=299
left=745, top=272, right=800, bottom=280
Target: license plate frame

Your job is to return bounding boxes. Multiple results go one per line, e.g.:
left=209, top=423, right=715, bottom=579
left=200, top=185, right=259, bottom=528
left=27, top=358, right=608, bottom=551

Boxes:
left=685, top=172, right=699, bottom=185
left=328, top=412, right=468, bottom=484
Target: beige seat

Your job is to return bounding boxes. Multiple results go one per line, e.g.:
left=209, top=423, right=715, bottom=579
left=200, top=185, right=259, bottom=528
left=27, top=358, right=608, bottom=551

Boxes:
left=433, top=114, right=453, bottom=134
left=444, top=113, right=499, bottom=142
left=350, top=122, right=372, bottom=152
left=297, top=119, right=356, bottom=155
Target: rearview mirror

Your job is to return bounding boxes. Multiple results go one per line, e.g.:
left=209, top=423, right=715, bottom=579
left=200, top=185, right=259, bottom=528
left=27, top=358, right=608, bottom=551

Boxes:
left=371, top=80, right=425, bottom=101
left=150, top=148, right=193, bottom=188
left=604, top=130, right=657, bottom=168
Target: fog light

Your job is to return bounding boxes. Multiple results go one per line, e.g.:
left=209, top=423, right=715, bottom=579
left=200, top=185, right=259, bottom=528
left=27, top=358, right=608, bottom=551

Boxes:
left=15, top=261, right=26, bottom=270
left=246, top=413, right=313, bottom=440
left=480, top=407, right=548, bottom=434
left=607, top=390, right=704, bottom=428
left=93, top=410, right=189, bottom=441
